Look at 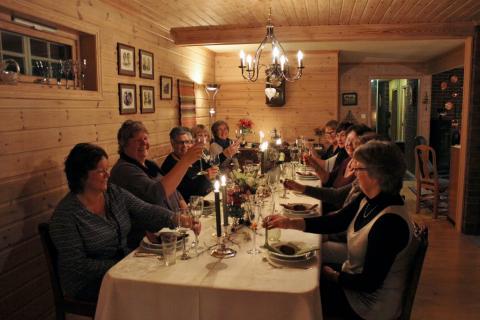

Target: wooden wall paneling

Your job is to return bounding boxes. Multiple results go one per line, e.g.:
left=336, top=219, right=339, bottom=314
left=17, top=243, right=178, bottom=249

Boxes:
left=0, top=1, right=215, bottom=319
left=215, top=51, right=338, bottom=142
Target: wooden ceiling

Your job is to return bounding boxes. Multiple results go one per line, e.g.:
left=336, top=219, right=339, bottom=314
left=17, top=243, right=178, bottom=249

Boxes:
left=101, top=0, right=478, bottom=61
left=108, top=0, right=480, bottom=30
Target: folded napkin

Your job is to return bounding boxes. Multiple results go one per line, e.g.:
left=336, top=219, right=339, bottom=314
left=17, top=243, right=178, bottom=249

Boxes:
left=280, top=203, right=318, bottom=212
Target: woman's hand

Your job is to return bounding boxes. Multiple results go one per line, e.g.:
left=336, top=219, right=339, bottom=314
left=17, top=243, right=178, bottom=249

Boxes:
left=223, top=140, right=240, bottom=158
left=182, top=142, right=203, bottom=165
left=322, top=265, right=340, bottom=283
left=283, top=179, right=306, bottom=193
left=206, top=166, right=219, bottom=180
left=263, top=214, right=306, bottom=231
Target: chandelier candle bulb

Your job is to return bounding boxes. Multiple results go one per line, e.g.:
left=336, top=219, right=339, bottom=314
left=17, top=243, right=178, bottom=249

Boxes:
left=280, top=55, right=286, bottom=71
left=246, top=55, right=253, bottom=71
left=220, top=175, right=229, bottom=226
left=240, top=50, right=245, bottom=68
left=297, top=51, right=304, bottom=67
left=259, top=130, right=265, bottom=143
left=273, top=47, right=280, bottom=64
left=214, top=180, right=222, bottom=237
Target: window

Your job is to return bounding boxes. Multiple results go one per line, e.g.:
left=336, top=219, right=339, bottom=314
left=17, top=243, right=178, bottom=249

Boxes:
left=0, top=29, right=73, bottom=79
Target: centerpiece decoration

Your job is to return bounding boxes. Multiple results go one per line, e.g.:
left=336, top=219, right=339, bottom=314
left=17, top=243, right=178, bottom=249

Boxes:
left=237, top=118, right=254, bottom=146
left=226, top=167, right=260, bottom=229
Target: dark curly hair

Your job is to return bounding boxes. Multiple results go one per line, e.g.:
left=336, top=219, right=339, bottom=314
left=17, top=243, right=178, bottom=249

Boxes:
left=64, top=143, right=108, bottom=194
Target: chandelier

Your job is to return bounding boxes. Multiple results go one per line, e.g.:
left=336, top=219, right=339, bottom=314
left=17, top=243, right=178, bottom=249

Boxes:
left=238, top=8, right=304, bottom=98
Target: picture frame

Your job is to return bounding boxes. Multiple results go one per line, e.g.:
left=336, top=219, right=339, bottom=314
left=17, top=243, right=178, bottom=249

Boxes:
left=139, top=49, right=154, bottom=79
left=140, top=85, right=155, bottom=113
left=117, top=43, right=135, bottom=76
left=342, top=92, right=358, bottom=106
left=160, top=76, right=173, bottom=100
left=118, top=83, right=137, bottom=114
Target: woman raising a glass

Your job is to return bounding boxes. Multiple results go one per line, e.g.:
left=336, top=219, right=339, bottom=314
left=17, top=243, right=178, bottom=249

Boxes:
left=210, top=120, right=240, bottom=172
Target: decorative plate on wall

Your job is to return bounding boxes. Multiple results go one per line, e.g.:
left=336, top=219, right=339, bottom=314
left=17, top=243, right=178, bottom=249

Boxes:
left=445, top=101, right=454, bottom=111
left=450, top=75, right=459, bottom=83
left=440, top=81, right=448, bottom=90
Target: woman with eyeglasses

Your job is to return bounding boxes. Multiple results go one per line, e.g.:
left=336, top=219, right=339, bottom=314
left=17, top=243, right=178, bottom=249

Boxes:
left=160, top=126, right=218, bottom=201
left=49, top=143, right=176, bottom=302
left=320, top=119, right=339, bottom=160
left=264, top=141, right=418, bottom=320
left=109, top=120, right=202, bottom=248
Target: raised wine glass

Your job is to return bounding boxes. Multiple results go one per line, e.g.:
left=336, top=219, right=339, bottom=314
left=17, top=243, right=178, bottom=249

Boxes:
left=175, top=208, right=192, bottom=260
left=189, top=196, right=204, bottom=254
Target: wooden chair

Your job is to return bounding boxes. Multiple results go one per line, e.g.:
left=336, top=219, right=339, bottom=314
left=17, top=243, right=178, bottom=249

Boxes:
left=38, top=223, right=96, bottom=320
left=398, top=223, right=429, bottom=320
left=414, top=145, right=447, bottom=218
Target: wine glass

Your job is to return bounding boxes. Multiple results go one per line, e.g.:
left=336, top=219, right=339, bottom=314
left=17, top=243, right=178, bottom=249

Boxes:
left=189, top=196, right=204, bottom=253
left=279, top=163, right=289, bottom=199
left=175, top=209, right=192, bottom=260
left=196, top=136, right=210, bottom=176
left=247, top=201, right=261, bottom=255
left=209, top=153, right=220, bottom=167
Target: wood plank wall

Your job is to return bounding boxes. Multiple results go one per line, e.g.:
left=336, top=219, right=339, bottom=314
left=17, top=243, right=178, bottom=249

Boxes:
left=0, top=1, right=214, bottom=319
left=214, top=51, right=339, bottom=142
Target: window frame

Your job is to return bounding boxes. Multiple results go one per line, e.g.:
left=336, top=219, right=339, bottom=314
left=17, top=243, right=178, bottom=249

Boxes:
left=0, top=18, right=78, bottom=85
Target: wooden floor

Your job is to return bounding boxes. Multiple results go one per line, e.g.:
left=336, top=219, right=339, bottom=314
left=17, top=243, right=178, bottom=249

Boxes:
left=404, top=181, right=480, bottom=320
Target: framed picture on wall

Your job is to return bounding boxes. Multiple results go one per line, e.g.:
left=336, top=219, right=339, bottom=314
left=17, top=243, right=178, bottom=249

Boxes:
left=118, top=83, right=137, bottom=114
left=117, top=43, right=135, bottom=76
left=140, top=85, right=155, bottom=113
left=160, top=76, right=173, bottom=100
left=342, top=92, right=358, bottom=106
left=139, top=49, right=154, bottom=79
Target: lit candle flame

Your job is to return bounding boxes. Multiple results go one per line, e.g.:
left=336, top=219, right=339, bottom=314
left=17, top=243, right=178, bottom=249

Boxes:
left=214, top=180, right=220, bottom=192
left=220, top=175, right=227, bottom=186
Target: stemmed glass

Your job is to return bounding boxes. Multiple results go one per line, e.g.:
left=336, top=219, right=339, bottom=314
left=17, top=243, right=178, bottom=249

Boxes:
left=279, top=163, right=289, bottom=199
left=196, top=137, right=210, bottom=176
left=189, top=196, right=204, bottom=253
left=247, top=199, right=261, bottom=255
left=175, top=209, right=192, bottom=260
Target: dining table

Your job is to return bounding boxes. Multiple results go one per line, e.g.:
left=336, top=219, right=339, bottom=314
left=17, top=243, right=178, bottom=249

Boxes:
left=95, top=175, right=323, bottom=320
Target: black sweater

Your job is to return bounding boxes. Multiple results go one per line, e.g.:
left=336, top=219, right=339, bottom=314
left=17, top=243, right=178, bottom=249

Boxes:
left=304, top=192, right=409, bottom=293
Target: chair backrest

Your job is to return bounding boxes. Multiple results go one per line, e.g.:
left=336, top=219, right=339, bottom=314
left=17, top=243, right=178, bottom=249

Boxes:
left=399, top=223, right=429, bottom=320
left=414, top=145, right=438, bottom=182
left=38, top=222, right=65, bottom=305
left=414, top=136, right=427, bottom=147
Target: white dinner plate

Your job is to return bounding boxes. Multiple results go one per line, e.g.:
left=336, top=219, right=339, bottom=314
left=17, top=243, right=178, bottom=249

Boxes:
left=267, top=241, right=317, bottom=261
left=296, top=172, right=319, bottom=180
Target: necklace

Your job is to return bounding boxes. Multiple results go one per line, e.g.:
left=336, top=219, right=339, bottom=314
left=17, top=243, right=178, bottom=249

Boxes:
left=362, top=203, right=378, bottom=219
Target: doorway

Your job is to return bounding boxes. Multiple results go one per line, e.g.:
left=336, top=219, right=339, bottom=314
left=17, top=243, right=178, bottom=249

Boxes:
left=370, top=79, right=419, bottom=173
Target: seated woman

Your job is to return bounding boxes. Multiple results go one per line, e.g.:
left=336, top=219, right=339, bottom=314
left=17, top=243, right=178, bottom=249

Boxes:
left=265, top=141, right=418, bottom=320
left=109, top=120, right=202, bottom=247
left=307, top=121, right=352, bottom=176
left=209, top=120, right=240, bottom=172
left=285, top=132, right=381, bottom=214
left=161, top=126, right=218, bottom=202
left=320, top=119, right=339, bottom=160
left=308, top=124, right=372, bottom=189
left=49, top=143, right=176, bottom=302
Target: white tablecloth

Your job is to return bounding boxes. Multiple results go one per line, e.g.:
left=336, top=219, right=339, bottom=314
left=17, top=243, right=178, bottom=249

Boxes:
left=95, top=178, right=323, bottom=320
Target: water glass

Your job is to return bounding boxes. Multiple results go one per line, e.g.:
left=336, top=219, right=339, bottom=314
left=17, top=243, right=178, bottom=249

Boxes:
left=175, top=209, right=192, bottom=260
left=160, top=232, right=178, bottom=266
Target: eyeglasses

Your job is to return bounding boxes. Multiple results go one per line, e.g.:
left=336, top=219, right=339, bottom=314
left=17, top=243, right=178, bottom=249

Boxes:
left=325, top=130, right=336, bottom=136
left=174, top=140, right=193, bottom=146
left=352, top=167, right=368, bottom=173
left=93, top=168, right=110, bottom=175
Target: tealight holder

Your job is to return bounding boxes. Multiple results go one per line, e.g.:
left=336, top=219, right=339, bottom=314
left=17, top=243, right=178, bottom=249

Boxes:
left=210, top=234, right=236, bottom=258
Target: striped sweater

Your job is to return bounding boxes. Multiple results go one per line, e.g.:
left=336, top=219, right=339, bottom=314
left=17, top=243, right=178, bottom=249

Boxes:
left=49, top=184, right=174, bottom=301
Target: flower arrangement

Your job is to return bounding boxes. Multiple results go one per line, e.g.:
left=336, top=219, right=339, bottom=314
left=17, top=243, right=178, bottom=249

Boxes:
left=230, top=168, right=259, bottom=194
left=238, top=118, right=254, bottom=134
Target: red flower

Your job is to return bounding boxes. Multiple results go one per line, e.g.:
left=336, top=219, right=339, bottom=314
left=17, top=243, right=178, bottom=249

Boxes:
left=238, top=118, right=253, bottom=129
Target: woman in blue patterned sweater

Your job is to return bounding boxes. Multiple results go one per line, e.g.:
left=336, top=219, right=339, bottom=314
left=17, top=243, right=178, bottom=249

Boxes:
left=49, top=143, right=176, bottom=302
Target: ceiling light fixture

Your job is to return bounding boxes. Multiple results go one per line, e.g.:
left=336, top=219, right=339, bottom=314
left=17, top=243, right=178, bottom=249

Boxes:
left=205, top=83, right=220, bottom=125
left=238, top=8, right=304, bottom=94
